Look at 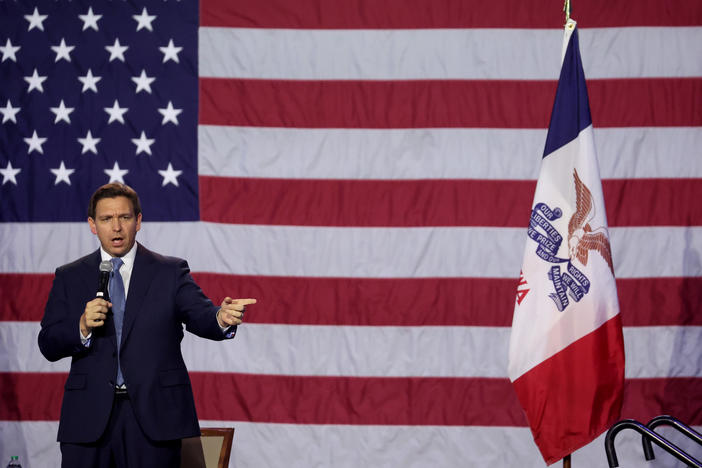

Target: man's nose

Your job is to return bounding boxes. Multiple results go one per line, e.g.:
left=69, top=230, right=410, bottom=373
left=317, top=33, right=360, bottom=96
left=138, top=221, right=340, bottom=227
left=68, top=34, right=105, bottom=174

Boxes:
left=111, top=218, right=122, bottom=230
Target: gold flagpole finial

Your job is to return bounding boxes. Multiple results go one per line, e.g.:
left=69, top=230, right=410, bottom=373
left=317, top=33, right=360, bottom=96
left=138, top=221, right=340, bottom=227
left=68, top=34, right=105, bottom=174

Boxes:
left=563, top=0, right=571, bottom=25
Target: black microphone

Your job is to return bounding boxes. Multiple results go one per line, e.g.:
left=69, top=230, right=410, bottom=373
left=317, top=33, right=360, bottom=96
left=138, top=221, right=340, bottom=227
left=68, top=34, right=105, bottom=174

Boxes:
left=97, top=260, right=112, bottom=303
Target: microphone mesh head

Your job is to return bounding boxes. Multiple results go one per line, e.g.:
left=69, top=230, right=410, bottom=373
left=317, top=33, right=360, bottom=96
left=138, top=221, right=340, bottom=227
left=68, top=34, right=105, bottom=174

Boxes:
left=99, top=260, right=113, bottom=272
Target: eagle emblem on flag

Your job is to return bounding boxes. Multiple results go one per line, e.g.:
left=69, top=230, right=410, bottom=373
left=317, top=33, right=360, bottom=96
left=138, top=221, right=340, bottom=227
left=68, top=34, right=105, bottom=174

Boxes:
left=568, top=169, right=615, bottom=275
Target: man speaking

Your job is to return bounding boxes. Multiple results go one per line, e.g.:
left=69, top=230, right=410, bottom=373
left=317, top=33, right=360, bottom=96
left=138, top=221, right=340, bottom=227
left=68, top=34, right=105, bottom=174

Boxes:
left=38, top=183, right=255, bottom=467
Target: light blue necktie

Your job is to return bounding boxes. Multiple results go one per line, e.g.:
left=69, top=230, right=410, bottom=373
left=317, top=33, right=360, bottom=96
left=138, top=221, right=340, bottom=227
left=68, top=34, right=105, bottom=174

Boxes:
left=110, top=257, right=126, bottom=387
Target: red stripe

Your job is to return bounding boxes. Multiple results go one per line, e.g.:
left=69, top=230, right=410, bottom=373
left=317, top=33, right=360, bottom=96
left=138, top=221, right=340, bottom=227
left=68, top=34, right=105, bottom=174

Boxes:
left=195, top=275, right=702, bottom=328
left=191, top=374, right=526, bottom=426
left=0, top=273, right=52, bottom=322
left=199, top=176, right=702, bottom=227
left=200, top=79, right=554, bottom=129
left=603, top=178, right=702, bottom=226
left=0, top=373, right=65, bottom=421
left=191, top=274, right=519, bottom=327
left=512, top=316, right=626, bottom=464
left=616, top=277, right=702, bottom=327
left=2, top=372, right=700, bottom=427
left=621, top=378, right=702, bottom=426
left=0, top=372, right=526, bottom=425
left=4, top=273, right=701, bottom=327
left=199, top=78, right=702, bottom=129
left=201, top=0, right=702, bottom=28
left=200, top=177, right=534, bottom=226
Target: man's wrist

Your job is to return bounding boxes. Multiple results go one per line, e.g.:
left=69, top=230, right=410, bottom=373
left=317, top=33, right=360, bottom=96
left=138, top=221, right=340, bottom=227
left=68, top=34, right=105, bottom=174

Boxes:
left=80, top=327, right=92, bottom=347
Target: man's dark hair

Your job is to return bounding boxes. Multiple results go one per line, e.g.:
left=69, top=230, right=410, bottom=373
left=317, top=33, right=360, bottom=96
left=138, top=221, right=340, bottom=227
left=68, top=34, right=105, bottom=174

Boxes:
left=88, top=183, right=142, bottom=219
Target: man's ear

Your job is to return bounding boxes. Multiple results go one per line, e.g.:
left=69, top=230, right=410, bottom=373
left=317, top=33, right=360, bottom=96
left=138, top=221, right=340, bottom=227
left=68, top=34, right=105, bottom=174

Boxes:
left=88, top=217, right=97, bottom=235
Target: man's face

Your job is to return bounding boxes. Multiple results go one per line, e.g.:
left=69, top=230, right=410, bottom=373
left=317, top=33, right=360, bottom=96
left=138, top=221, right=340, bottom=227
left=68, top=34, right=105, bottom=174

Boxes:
left=88, top=196, right=142, bottom=257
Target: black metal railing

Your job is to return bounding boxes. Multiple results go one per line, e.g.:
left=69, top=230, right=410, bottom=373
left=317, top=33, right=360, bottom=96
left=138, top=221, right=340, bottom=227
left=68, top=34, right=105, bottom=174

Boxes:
left=604, top=418, right=702, bottom=467
left=641, top=415, right=702, bottom=463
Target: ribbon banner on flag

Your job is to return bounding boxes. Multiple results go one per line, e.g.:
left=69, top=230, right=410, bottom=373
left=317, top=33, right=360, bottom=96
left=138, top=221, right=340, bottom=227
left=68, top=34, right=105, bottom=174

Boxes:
left=508, top=19, right=626, bottom=465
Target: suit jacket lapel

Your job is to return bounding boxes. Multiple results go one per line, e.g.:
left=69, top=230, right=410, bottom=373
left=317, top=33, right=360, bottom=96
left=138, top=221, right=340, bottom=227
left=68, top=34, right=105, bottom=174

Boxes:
left=121, top=243, right=156, bottom=347
left=79, top=249, right=102, bottom=293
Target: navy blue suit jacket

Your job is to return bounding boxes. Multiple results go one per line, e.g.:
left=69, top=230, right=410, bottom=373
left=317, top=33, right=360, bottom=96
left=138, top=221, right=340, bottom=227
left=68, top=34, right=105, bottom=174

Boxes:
left=38, top=243, right=233, bottom=444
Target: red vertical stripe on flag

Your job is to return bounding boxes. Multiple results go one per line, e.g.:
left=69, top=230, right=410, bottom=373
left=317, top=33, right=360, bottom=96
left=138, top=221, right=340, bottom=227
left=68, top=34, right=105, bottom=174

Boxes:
left=511, top=316, right=626, bottom=465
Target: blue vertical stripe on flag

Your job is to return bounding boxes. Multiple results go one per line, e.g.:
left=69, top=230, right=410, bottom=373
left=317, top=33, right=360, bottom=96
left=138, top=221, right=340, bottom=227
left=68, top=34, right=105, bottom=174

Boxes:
left=542, top=28, right=592, bottom=158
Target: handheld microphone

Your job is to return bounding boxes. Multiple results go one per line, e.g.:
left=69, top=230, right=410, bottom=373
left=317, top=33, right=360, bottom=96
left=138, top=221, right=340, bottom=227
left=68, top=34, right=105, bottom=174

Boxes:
left=97, top=260, right=112, bottom=303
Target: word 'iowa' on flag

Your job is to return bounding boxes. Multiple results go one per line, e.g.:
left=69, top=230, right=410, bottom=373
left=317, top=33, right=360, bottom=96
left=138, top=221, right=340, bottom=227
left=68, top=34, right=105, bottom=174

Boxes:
left=508, top=20, right=625, bottom=465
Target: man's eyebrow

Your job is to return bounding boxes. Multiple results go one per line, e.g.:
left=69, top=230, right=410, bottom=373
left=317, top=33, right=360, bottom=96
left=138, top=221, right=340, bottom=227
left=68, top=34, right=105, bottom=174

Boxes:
left=99, top=212, right=132, bottom=219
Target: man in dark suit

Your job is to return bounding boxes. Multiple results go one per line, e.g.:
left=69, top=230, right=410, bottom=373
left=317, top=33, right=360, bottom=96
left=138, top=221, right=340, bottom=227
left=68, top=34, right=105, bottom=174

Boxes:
left=38, top=183, right=256, bottom=467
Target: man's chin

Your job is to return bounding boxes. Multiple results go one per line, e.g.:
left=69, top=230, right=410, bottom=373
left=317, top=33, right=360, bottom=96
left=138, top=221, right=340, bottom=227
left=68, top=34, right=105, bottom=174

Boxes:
left=103, top=241, right=132, bottom=257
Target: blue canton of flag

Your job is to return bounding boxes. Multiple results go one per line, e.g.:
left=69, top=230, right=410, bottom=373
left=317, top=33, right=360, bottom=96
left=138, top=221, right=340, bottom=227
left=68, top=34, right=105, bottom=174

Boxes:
left=0, top=0, right=198, bottom=221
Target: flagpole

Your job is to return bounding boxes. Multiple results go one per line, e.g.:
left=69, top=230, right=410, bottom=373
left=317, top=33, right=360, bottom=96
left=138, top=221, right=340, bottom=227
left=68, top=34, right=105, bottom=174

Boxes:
left=563, top=453, right=571, bottom=468
left=562, top=6, right=573, bottom=468
left=563, top=5, right=573, bottom=467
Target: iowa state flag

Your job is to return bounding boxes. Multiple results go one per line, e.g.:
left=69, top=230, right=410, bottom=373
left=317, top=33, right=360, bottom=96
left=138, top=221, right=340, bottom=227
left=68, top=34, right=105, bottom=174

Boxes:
left=508, top=20, right=625, bottom=465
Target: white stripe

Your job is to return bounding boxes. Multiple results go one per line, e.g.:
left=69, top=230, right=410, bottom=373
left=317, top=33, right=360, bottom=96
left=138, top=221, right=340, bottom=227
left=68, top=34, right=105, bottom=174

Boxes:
left=623, top=326, right=702, bottom=378
left=612, top=226, right=702, bottom=279
left=0, top=421, right=544, bottom=468
left=7, top=322, right=700, bottom=378
left=0, top=422, right=60, bottom=468
left=191, top=325, right=511, bottom=377
left=4, top=322, right=513, bottom=376
left=5, top=420, right=699, bottom=468
left=201, top=422, right=546, bottom=468
left=189, top=325, right=702, bottom=379
left=1, top=224, right=701, bottom=279
left=199, top=27, right=702, bottom=80
left=1, top=322, right=70, bottom=373
left=199, top=126, right=702, bottom=180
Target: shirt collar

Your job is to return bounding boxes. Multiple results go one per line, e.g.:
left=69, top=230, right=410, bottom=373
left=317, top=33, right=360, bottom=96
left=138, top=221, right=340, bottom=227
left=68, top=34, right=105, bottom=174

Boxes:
left=99, top=242, right=137, bottom=269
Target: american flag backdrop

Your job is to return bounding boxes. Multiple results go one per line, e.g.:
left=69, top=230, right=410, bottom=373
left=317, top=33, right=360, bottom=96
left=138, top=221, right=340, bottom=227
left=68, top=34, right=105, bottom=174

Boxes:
left=1, top=1, right=701, bottom=467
